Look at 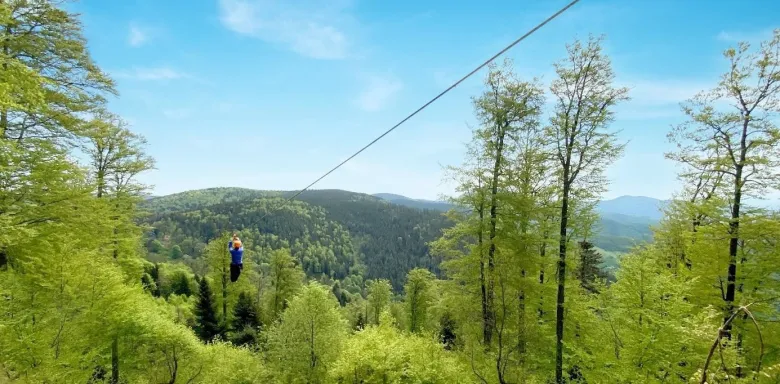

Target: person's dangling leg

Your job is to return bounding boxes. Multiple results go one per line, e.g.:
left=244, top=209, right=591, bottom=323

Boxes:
left=230, top=263, right=239, bottom=282
left=236, top=263, right=243, bottom=281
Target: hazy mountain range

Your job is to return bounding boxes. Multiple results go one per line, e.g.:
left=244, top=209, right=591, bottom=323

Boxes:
left=372, top=193, right=669, bottom=222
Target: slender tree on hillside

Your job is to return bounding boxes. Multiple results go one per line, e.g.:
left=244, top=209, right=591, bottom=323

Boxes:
left=473, top=59, right=546, bottom=348
left=84, top=110, right=153, bottom=384
left=267, top=283, right=347, bottom=383
left=267, top=248, right=304, bottom=319
left=439, top=138, right=493, bottom=344
left=205, top=233, right=233, bottom=326
left=366, top=279, right=392, bottom=325
left=547, top=35, right=628, bottom=383
left=667, top=29, right=780, bottom=331
left=404, top=268, right=436, bottom=333
left=194, top=277, right=221, bottom=342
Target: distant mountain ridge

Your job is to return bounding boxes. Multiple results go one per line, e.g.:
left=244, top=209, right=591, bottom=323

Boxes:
left=372, top=193, right=453, bottom=211
left=372, top=193, right=663, bottom=253
left=596, top=195, right=670, bottom=221
left=372, top=193, right=669, bottom=221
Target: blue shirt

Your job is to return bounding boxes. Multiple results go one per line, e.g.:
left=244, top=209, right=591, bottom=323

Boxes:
left=228, top=241, right=244, bottom=264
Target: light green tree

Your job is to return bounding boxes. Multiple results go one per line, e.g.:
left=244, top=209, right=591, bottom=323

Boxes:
left=267, top=282, right=347, bottom=383
left=404, top=268, right=436, bottom=333
left=546, top=34, right=629, bottom=383
left=366, top=278, right=392, bottom=325
left=266, top=247, right=304, bottom=320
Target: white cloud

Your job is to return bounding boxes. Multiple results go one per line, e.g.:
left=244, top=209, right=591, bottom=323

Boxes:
left=128, top=25, right=149, bottom=47
left=355, top=75, right=403, bottom=112
left=717, top=28, right=776, bottom=43
left=113, top=67, right=189, bottom=81
left=163, top=108, right=193, bottom=120
left=618, top=78, right=710, bottom=106
left=217, top=0, right=354, bottom=60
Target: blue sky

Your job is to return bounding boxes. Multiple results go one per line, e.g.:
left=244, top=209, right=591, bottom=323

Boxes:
left=68, top=0, right=779, bottom=202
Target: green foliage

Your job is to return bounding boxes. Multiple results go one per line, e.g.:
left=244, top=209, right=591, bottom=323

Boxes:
left=1, top=1, right=778, bottom=382
left=141, top=188, right=451, bottom=291
left=576, top=241, right=607, bottom=293
left=267, top=248, right=304, bottom=320
left=231, top=292, right=261, bottom=347
left=330, top=312, right=473, bottom=383
left=194, top=277, right=222, bottom=342
left=266, top=282, right=347, bottom=383
left=404, top=268, right=436, bottom=333
left=366, top=278, right=392, bottom=324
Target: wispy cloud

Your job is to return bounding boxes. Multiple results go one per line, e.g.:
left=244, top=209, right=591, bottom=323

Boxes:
left=217, top=0, right=356, bottom=60
left=113, top=67, right=189, bottom=81
left=128, top=24, right=149, bottom=47
left=621, top=79, right=709, bottom=106
left=354, top=75, right=403, bottom=112
left=162, top=108, right=193, bottom=120
left=716, top=28, right=776, bottom=43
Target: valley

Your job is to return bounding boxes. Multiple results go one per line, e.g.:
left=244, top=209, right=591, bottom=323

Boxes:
left=141, top=187, right=663, bottom=290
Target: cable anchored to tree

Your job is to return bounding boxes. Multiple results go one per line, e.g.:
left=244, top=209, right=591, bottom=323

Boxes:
left=259, top=0, right=582, bottom=220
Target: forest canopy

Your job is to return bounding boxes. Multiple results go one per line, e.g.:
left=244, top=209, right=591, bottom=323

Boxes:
left=0, top=1, right=778, bottom=383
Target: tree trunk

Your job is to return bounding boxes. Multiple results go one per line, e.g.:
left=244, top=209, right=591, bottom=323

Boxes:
left=110, top=337, right=119, bottom=384
left=724, top=119, right=747, bottom=336
left=96, top=170, right=106, bottom=198
left=539, top=229, right=547, bottom=319
left=555, top=177, right=571, bottom=384
left=485, top=124, right=506, bottom=348
left=222, top=247, right=228, bottom=325
left=477, top=195, right=492, bottom=346
left=1, top=25, right=10, bottom=138
left=0, top=247, right=7, bottom=270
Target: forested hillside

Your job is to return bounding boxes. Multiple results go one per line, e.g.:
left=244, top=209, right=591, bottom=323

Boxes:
left=140, top=187, right=657, bottom=291
left=142, top=188, right=451, bottom=291
left=1, top=1, right=778, bottom=383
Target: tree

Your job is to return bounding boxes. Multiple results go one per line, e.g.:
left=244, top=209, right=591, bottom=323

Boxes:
left=355, top=312, right=366, bottom=331
left=666, top=29, right=780, bottom=331
left=330, top=311, right=470, bottom=383
left=194, top=277, right=222, bottom=342
left=169, top=271, right=193, bottom=297
left=205, top=233, right=233, bottom=326
left=332, top=281, right=346, bottom=306
left=439, top=312, right=457, bottom=350
left=546, top=35, right=629, bottom=383
left=404, top=268, right=436, bottom=333
left=0, top=0, right=115, bottom=144
left=83, top=111, right=153, bottom=384
left=473, top=58, right=546, bottom=347
left=366, top=279, right=392, bottom=325
left=576, top=241, right=606, bottom=294
left=267, top=282, right=347, bottom=383
left=267, top=248, right=304, bottom=319
left=84, top=111, right=154, bottom=199
left=231, top=291, right=261, bottom=346
left=0, top=2, right=281, bottom=382
left=170, top=245, right=183, bottom=260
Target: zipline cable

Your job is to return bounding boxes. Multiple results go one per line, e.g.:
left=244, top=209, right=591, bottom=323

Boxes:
left=259, top=0, right=581, bottom=220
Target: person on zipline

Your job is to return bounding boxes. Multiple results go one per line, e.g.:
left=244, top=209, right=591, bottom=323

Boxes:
left=228, top=234, right=243, bottom=282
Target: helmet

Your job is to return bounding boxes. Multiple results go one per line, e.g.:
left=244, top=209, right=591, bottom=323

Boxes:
left=233, top=239, right=242, bottom=249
